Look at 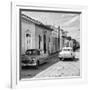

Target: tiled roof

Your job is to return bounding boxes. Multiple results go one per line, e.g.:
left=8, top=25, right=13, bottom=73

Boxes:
left=21, top=14, right=53, bottom=31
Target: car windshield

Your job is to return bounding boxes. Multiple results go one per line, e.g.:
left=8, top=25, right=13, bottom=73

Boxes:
left=26, top=50, right=40, bottom=55
left=63, top=49, right=72, bottom=51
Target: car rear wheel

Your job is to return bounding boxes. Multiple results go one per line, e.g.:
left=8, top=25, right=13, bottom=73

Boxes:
left=72, top=56, right=75, bottom=60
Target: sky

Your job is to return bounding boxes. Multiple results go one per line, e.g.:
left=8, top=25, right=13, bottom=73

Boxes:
left=22, top=11, right=80, bottom=42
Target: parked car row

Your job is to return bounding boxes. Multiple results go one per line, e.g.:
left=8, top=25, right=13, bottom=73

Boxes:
left=21, top=47, right=76, bottom=69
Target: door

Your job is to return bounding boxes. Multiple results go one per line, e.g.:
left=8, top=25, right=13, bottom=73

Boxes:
left=39, top=35, right=41, bottom=49
left=43, top=34, right=46, bottom=53
left=25, top=30, right=31, bottom=51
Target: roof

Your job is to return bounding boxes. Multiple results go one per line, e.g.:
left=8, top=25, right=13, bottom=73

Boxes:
left=21, top=14, right=53, bottom=31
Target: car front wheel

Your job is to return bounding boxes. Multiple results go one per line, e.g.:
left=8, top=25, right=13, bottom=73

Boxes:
left=59, top=57, right=62, bottom=60
left=60, top=58, right=64, bottom=61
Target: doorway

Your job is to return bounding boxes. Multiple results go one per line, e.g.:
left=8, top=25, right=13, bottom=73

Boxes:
left=25, top=30, right=31, bottom=51
left=43, top=34, right=46, bottom=53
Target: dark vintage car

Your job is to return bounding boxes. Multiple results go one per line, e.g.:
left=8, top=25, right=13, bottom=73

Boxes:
left=21, top=49, right=48, bottom=68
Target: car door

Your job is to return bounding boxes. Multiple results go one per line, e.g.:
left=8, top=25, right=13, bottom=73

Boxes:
left=39, top=51, right=48, bottom=64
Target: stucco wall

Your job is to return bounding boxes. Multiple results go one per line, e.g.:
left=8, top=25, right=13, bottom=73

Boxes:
left=21, top=19, right=35, bottom=54
left=21, top=18, right=62, bottom=55
left=35, top=25, right=51, bottom=55
left=50, top=30, right=59, bottom=53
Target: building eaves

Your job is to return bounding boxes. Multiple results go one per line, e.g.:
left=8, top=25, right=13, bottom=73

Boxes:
left=21, top=14, right=53, bottom=31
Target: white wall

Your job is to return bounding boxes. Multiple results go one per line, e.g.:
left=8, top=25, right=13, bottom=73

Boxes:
left=0, top=0, right=89, bottom=90
left=21, top=18, right=35, bottom=54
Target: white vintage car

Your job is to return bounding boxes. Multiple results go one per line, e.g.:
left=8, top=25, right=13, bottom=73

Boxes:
left=58, top=47, right=75, bottom=60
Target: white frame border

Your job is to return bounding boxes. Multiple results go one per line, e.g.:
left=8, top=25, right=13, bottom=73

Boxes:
left=11, top=1, right=88, bottom=89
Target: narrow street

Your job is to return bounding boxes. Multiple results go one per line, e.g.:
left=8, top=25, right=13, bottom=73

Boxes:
left=21, top=51, right=80, bottom=79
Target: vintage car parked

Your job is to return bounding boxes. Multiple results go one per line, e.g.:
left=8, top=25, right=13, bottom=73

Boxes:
left=21, top=49, right=48, bottom=68
left=58, top=47, right=75, bottom=60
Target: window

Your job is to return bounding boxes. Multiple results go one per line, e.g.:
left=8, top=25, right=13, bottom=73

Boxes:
left=26, top=33, right=31, bottom=37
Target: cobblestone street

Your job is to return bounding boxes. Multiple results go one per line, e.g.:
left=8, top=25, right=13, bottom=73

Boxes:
left=21, top=50, right=80, bottom=80
left=32, top=59, right=80, bottom=79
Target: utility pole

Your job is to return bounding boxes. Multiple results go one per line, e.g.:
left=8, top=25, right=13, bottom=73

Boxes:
left=58, top=26, right=60, bottom=50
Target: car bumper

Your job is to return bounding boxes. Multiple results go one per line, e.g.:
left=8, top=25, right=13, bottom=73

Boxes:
left=21, top=63, right=37, bottom=67
left=58, top=55, right=74, bottom=59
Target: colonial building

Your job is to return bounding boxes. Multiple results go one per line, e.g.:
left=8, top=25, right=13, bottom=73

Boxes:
left=49, top=26, right=60, bottom=53
left=21, top=14, right=53, bottom=55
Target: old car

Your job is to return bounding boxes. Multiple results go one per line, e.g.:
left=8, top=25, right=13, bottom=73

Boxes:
left=21, top=49, right=48, bottom=68
left=58, top=47, right=75, bottom=60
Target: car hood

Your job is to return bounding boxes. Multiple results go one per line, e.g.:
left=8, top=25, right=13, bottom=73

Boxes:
left=21, top=55, right=39, bottom=60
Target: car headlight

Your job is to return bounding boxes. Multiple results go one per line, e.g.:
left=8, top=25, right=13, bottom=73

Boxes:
left=59, top=53, right=61, bottom=56
left=32, top=57, right=36, bottom=61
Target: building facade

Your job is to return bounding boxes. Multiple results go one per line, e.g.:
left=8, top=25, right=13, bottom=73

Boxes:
left=50, top=26, right=60, bottom=53
left=59, top=29, right=68, bottom=50
left=21, top=14, right=53, bottom=55
left=20, top=14, right=68, bottom=55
